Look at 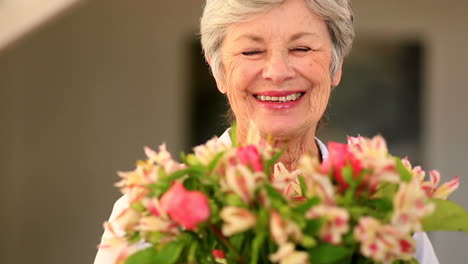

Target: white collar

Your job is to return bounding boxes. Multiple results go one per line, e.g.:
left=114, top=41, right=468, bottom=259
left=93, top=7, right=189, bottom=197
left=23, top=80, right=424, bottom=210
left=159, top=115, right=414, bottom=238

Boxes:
left=218, top=128, right=328, bottom=161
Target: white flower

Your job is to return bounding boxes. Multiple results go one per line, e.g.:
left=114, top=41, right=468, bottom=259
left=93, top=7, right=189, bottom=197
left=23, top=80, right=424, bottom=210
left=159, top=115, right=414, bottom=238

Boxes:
left=220, top=206, right=257, bottom=236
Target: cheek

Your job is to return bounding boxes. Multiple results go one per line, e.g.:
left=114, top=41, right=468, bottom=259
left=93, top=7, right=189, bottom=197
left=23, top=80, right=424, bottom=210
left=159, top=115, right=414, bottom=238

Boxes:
left=303, top=55, right=333, bottom=119
left=223, top=60, right=252, bottom=118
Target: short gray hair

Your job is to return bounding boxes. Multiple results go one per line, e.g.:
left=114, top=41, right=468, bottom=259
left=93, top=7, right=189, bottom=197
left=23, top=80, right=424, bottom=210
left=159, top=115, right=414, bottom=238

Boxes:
left=200, top=0, right=354, bottom=83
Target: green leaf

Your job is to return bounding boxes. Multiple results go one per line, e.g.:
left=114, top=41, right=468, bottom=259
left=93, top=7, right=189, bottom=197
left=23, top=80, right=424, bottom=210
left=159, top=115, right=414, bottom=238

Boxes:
left=207, top=151, right=225, bottom=172
left=126, top=247, right=158, bottom=264
left=395, top=158, right=412, bottom=182
left=308, top=243, right=352, bottom=264
left=367, top=198, right=393, bottom=212
left=250, top=231, right=267, bottom=264
left=293, top=197, right=320, bottom=215
left=422, top=198, right=468, bottom=232
left=264, top=184, right=287, bottom=205
left=266, top=149, right=285, bottom=169
left=298, top=175, right=307, bottom=198
left=304, top=218, right=324, bottom=235
left=374, top=182, right=398, bottom=199
left=152, top=240, right=185, bottom=264
left=230, top=121, right=238, bottom=147
left=342, top=165, right=354, bottom=187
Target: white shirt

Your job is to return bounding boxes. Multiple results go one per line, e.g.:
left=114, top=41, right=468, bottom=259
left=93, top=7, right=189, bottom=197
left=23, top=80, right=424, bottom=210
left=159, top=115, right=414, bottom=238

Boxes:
left=95, top=129, right=439, bottom=264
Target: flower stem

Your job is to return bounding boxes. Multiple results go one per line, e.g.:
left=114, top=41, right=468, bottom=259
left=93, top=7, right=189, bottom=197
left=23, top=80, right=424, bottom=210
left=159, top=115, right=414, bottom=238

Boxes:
left=210, top=224, right=245, bottom=264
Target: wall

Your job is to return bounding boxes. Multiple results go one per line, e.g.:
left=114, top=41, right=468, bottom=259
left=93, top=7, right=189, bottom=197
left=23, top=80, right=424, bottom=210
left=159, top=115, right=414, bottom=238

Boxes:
left=0, top=0, right=204, bottom=263
left=352, top=1, right=468, bottom=263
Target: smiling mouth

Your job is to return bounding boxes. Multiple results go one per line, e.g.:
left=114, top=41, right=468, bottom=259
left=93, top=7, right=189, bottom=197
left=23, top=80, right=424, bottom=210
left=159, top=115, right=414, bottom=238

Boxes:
left=254, top=92, right=305, bottom=103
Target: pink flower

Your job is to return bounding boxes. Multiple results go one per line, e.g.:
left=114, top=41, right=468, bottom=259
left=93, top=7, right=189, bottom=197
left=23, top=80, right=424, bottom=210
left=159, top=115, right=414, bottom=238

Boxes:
left=421, top=171, right=459, bottom=200
left=347, top=135, right=399, bottom=189
left=354, top=217, right=416, bottom=263
left=160, top=181, right=210, bottom=230
left=212, top=249, right=226, bottom=259
left=322, top=142, right=363, bottom=190
left=224, top=165, right=264, bottom=203
left=392, top=180, right=434, bottom=232
left=306, top=205, right=349, bottom=245
left=236, top=145, right=264, bottom=172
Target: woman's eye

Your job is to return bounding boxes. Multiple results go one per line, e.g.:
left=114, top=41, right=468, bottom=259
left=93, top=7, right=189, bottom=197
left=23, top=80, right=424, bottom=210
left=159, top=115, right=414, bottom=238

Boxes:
left=242, top=50, right=262, bottom=56
left=291, top=47, right=311, bottom=52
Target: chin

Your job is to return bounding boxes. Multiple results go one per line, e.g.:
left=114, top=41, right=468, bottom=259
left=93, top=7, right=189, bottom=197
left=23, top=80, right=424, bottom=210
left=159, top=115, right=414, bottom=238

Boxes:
left=255, top=117, right=312, bottom=140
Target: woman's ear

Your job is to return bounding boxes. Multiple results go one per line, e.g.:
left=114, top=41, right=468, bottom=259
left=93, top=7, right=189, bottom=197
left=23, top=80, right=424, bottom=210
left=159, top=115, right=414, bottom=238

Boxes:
left=206, top=56, right=226, bottom=94
left=331, top=60, right=343, bottom=87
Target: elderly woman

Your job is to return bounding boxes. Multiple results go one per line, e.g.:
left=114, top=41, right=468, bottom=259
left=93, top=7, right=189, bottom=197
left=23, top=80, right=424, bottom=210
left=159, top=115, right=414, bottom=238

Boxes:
left=95, top=0, right=439, bottom=263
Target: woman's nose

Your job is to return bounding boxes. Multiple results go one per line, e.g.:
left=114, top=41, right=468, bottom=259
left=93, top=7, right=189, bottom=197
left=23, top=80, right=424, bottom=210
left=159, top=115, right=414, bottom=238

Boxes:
left=262, top=52, right=296, bottom=83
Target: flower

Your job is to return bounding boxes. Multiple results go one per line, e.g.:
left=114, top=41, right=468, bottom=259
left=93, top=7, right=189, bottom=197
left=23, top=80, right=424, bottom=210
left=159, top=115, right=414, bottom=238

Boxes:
left=99, top=222, right=142, bottom=264
left=236, top=145, right=264, bottom=172
left=212, top=249, right=226, bottom=258
left=269, top=243, right=309, bottom=264
left=137, top=216, right=178, bottom=235
left=272, top=162, right=303, bottom=200
left=348, top=135, right=399, bottom=189
left=298, top=155, right=335, bottom=204
left=159, top=181, right=210, bottom=230
left=421, top=170, right=459, bottom=200
left=224, top=165, right=264, bottom=203
left=354, top=217, right=416, bottom=264
left=220, top=206, right=257, bottom=236
left=322, top=142, right=363, bottom=190
left=401, top=158, right=459, bottom=199
left=193, top=137, right=230, bottom=166
left=306, top=205, right=349, bottom=245
left=270, top=211, right=303, bottom=245
left=145, top=144, right=184, bottom=174
left=391, top=179, right=435, bottom=232
left=115, top=208, right=141, bottom=232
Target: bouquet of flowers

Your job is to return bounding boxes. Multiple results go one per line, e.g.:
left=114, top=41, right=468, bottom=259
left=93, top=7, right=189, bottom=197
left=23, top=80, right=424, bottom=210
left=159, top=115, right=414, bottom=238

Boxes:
left=99, top=127, right=468, bottom=264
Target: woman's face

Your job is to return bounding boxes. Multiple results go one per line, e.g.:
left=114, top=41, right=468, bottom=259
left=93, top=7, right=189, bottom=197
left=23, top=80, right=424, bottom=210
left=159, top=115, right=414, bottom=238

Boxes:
left=217, top=0, right=342, bottom=139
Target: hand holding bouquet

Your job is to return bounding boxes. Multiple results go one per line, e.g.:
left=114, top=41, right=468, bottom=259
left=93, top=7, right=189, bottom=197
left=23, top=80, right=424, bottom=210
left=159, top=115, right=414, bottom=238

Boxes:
left=99, top=128, right=468, bottom=264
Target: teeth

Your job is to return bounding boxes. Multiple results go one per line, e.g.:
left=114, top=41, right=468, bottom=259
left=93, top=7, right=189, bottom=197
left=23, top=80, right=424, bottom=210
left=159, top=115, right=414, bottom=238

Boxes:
left=255, top=93, right=303, bottom=102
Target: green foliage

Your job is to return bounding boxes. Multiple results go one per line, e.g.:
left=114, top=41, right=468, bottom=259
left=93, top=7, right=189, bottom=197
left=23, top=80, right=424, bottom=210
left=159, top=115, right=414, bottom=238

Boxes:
left=395, top=158, right=412, bottom=182
left=422, top=199, right=468, bottom=232
left=126, top=247, right=159, bottom=264
left=308, top=243, right=353, bottom=264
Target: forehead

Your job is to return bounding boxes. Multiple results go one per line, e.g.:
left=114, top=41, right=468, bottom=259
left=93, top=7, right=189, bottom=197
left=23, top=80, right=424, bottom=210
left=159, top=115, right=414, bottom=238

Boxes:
left=223, top=0, right=330, bottom=43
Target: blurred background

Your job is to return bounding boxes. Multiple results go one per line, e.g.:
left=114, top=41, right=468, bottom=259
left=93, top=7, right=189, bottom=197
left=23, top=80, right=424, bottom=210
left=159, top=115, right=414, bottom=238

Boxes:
left=1, top=0, right=467, bottom=263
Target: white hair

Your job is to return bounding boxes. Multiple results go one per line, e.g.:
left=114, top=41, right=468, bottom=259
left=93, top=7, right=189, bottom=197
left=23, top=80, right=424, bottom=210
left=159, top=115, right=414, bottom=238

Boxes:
left=200, top=0, right=354, bottom=83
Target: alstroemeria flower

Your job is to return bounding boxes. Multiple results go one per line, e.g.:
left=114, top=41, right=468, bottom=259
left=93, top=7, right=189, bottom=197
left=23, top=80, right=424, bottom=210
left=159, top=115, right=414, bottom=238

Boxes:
left=421, top=170, right=459, bottom=200
left=354, top=217, right=415, bottom=264
left=236, top=145, right=264, bottom=172
left=272, top=162, right=303, bottom=200
left=348, top=135, right=399, bottom=189
left=224, top=165, right=265, bottom=203
left=137, top=216, right=179, bottom=235
left=193, top=137, right=229, bottom=166
left=115, top=160, right=158, bottom=203
left=391, top=180, right=435, bottom=232
left=269, top=242, right=309, bottom=264
left=220, top=206, right=257, bottom=236
left=270, top=211, right=303, bottom=245
left=306, top=205, right=349, bottom=245
left=99, top=222, right=142, bottom=264
left=145, top=144, right=184, bottom=174
left=322, top=142, right=363, bottom=190
left=298, top=155, right=335, bottom=204
left=401, top=158, right=426, bottom=182
left=160, top=181, right=210, bottom=230
left=115, top=207, right=141, bottom=232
